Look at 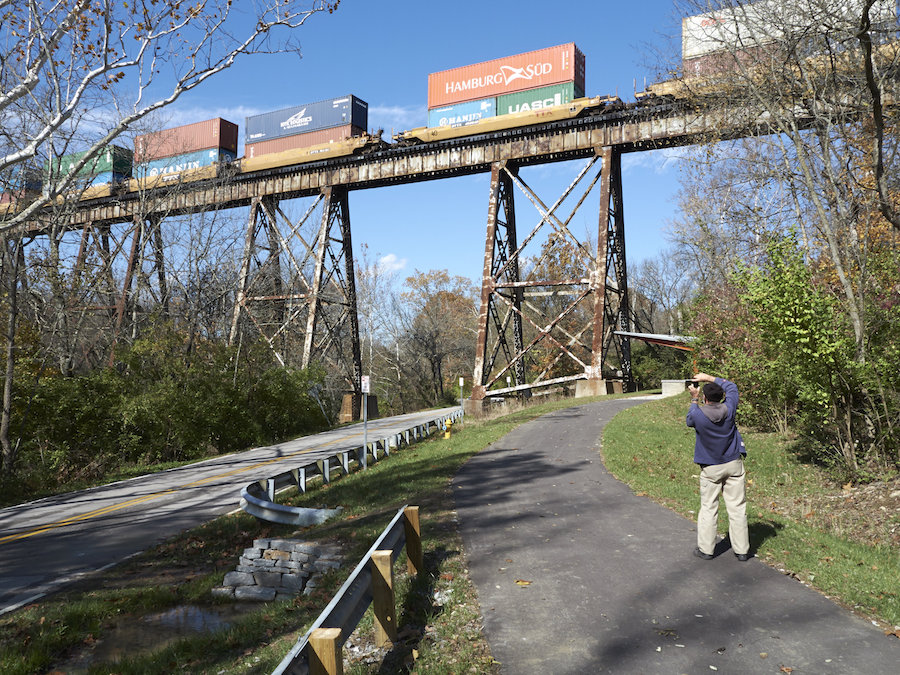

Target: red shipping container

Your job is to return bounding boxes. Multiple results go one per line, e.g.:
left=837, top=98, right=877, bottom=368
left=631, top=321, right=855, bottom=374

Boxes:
left=428, top=43, right=585, bottom=108
left=134, top=118, right=238, bottom=163
left=244, top=125, right=364, bottom=158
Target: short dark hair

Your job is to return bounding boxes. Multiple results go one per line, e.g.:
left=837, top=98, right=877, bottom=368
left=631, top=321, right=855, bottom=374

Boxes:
left=704, top=382, right=724, bottom=402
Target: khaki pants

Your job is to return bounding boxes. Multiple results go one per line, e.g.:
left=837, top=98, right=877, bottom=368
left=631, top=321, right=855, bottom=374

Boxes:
left=697, top=458, right=749, bottom=556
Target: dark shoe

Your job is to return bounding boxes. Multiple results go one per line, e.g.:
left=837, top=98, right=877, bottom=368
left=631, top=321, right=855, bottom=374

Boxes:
left=735, top=552, right=751, bottom=561
left=693, top=547, right=713, bottom=560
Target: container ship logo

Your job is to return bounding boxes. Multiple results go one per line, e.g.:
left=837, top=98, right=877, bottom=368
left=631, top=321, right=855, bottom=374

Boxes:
left=280, top=108, right=313, bottom=131
left=499, top=63, right=552, bottom=85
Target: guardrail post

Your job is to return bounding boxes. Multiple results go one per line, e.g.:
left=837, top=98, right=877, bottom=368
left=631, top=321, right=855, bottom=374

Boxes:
left=317, top=458, right=331, bottom=484
left=403, top=506, right=423, bottom=577
left=371, top=550, right=397, bottom=647
left=383, top=437, right=390, bottom=456
left=259, top=478, right=275, bottom=501
left=294, top=467, right=307, bottom=493
left=339, top=451, right=350, bottom=474
left=309, top=627, right=343, bottom=675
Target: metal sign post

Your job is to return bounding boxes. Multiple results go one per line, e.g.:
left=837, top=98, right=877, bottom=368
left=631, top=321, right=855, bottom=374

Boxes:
left=459, top=377, right=464, bottom=415
left=361, top=376, right=370, bottom=469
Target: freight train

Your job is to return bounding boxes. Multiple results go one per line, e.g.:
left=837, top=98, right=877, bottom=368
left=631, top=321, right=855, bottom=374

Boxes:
left=1, top=97, right=627, bottom=215
left=5, top=4, right=893, bottom=217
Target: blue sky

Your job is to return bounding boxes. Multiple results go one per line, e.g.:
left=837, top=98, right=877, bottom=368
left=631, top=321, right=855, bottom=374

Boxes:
left=167, top=0, right=688, bottom=284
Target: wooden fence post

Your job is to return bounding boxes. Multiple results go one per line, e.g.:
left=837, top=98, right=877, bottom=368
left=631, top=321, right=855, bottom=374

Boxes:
left=309, top=627, right=342, bottom=675
left=403, top=505, right=423, bottom=576
left=371, top=550, right=397, bottom=647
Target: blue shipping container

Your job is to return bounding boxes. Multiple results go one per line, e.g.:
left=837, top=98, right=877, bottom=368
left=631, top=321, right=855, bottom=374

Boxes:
left=134, top=148, right=236, bottom=178
left=1, top=166, right=41, bottom=192
left=427, top=98, right=496, bottom=128
left=245, top=95, right=368, bottom=143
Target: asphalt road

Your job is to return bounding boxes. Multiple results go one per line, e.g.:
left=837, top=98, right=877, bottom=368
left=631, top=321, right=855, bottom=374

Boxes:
left=453, top=398, right=900, bottom=674
left=0, top=407, right=457, bottom=615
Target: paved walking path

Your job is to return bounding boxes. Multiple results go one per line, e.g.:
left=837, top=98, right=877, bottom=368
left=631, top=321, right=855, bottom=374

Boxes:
left=452, top=398, right=900, bottom=674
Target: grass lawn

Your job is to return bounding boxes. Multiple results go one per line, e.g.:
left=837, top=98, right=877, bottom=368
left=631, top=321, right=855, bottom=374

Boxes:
left=602, top=392, right=900, bottom=631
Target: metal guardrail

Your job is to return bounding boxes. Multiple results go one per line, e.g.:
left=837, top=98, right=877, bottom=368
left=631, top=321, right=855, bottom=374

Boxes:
left=240, top=409, right=462, bottom=525
left=272, top=505, right=423, bottom=675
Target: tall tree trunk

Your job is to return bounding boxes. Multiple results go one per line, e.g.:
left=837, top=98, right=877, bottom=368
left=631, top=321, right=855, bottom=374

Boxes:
left=1, top=236, right=22, bottom=475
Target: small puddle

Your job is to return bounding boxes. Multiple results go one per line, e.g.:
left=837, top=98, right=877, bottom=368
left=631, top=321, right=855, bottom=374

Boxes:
left=54, top=603, right=256, bottom=672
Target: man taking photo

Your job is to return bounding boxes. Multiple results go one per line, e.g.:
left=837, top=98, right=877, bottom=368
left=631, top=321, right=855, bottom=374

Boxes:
left=687, top=373, right=750, bottom=562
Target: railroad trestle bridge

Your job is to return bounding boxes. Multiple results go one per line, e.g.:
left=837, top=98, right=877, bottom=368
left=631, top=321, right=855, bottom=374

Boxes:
left=5, top=98, right=746, bottom=411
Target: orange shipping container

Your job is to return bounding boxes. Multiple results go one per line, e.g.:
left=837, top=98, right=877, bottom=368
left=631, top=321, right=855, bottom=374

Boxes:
left=428, top=43, right=585, bottom=108
left=244, top=125, right=364, bottom=158
left=134, top=118, right=238, bottom=163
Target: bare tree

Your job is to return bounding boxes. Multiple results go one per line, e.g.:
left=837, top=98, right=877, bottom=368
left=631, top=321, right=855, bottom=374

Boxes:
left=671, top=0, right=900, bottom=358
left=0, top=0, right=339, bottom=475
left=0, top=0, right=339, bottom=230
left=632, top=252, right=695, bottom=335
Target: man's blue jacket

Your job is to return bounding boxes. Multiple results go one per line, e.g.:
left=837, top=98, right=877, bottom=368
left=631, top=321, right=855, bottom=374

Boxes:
left=686, top=377, right=746, bottom=466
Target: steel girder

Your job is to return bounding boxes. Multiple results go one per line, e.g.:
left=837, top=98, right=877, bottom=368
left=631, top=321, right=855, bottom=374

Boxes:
left=229, top=187, right=362, bottom=388
left=596, top=147, right=633, bottom=390
left=472, top=149, right=632, bottom=401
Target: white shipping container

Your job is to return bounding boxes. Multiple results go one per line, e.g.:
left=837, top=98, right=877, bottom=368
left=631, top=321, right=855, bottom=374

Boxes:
left=682, top=0, right=897, bottom=60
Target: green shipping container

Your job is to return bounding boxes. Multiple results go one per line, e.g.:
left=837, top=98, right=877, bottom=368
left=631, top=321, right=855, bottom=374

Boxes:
left=496, top=83, right=585, bottom=116
left=46, top=145, right=133, bottom=179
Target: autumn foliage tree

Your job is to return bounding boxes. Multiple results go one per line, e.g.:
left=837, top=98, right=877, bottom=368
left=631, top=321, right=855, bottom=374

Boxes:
left=670, top=1, right=900, bottom=478
left=400, top=270, right=477, bottom=406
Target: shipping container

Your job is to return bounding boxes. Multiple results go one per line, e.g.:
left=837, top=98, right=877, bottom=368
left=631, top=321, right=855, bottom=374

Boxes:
left=682, top=0, right=896, bottom=61
left=0, top=189, right=33, bottom=205
left=0, top=165, right=41, bottom=194
left=134, top=118, right=238, bottom=163
left=134, top=148, right=236, bottom=179
left=496, top=82, right=584, bottom=116
left=682, top=47, right=767, bottom=77
left=245, top=95, right=368, bottom=143
left=428, top=43, right=585, bottom=108
left=427, top=98, right=496, bottom=128
left=244, top=125, right=364, bottom=158
left=47, top=146, right=133, bottom=180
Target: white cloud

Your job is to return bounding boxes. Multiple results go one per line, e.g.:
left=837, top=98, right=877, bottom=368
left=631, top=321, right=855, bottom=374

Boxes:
left=622, top=147, right=685, bottom=174
left=145, top=104, right=267, bottom=129
left=368, top=104, right=425, bottom=136
left=378, top=253, right=407, bottom=273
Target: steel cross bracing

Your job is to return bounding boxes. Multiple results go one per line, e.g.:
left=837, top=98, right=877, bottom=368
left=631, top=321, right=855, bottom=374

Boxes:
left=6, top=101, right=712, bottom=400
left=3, top=214, right=170, bottom=375
left=229, top=188, right=362, bottom=390
left=472, top=148, right=631, bottom=400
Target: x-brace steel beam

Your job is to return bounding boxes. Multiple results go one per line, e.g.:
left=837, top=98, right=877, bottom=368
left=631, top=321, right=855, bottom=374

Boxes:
left=230, top=189, right=362, bottom=387
left=472, top=149, right=633, bottom=401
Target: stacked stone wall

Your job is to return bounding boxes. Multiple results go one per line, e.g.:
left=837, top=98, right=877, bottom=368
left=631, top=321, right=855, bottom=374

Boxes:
left=214, top=538, right=342, bottom=601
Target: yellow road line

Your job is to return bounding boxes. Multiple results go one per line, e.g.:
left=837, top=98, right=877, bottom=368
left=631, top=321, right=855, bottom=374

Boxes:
left=0, top=425, right=386, bottom=545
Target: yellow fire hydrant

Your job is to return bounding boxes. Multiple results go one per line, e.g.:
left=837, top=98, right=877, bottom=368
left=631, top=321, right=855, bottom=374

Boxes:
left=443, top=419, right=453, bottom=439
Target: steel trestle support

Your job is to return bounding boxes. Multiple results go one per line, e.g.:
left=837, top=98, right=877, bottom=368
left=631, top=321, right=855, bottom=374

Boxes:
left=472, top=150, right=632, bottom=402
left=229, top=187, right=362, bottom=389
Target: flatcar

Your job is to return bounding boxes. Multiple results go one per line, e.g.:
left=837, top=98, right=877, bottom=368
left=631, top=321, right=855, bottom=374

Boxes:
left=394, top=95, right=622, bottom=145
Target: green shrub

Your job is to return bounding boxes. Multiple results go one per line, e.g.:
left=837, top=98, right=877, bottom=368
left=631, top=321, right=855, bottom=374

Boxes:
left=1, top=325, right=327, bottom=501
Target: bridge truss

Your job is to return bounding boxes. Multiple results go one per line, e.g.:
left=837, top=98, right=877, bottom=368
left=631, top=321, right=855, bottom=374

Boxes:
left=5, top=98, right=728, bottom=407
